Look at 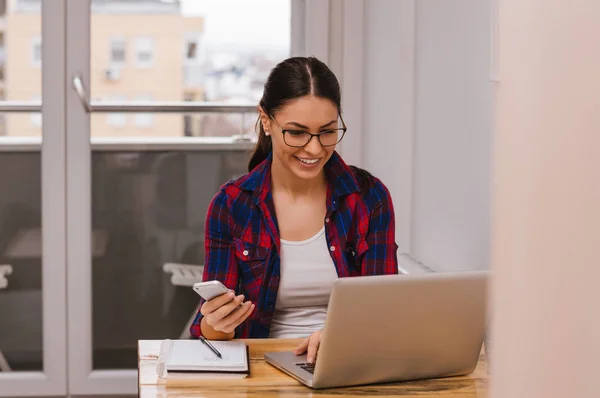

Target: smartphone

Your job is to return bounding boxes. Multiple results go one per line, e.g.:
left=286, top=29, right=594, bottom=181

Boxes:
left=193, top=280, right=231, bottom=301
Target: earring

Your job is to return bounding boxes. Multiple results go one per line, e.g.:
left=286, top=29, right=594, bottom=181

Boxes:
left=265, top=131, right=270, bottom=136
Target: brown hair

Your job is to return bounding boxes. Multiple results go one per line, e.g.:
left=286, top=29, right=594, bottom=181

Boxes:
left=248, top=56, right=342, bottom=171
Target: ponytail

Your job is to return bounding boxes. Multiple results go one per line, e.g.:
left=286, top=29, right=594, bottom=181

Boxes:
left=248, top=56, right=341, bottom=172
left=248, top=117, right=272, bottom=172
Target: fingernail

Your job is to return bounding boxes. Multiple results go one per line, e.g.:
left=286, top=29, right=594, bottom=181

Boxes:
left=228, top=292, right=235, bottom=298
left=308, top=356, right=314, bottom=363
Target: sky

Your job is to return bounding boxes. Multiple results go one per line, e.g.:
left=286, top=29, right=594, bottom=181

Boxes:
left=181, top=0, right=291, bottom=52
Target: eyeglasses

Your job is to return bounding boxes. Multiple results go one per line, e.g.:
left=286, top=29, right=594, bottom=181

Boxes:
left=269, top=114, right=347, bottom=148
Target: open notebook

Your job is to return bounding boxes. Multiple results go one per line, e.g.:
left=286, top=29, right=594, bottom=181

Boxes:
left=157, top=339, right=249, bottom=379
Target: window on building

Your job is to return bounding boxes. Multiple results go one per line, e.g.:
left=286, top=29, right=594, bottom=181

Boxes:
left=31, top=37, right=42, bottom=67
left=134, top=37, right=154, bottom=68
left=184, top=115, right=192, bottom=136
left=106, top=95, right=127, bottom=127
left=184, top=34, right=201, bottom=62
left=134, top=95, right=153, bottom=127
left=183, top=33, right=202, bottom=85
left=186, top=41, right=197, bottom=60
left=30, top=95, right=42, bottom=127
left=182, top=93, right=197, bottom=136
left=110, top=37, right=126, bottom=66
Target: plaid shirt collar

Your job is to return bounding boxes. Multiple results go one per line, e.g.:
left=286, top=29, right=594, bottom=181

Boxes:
left=238, top=151, right=360, bottom=205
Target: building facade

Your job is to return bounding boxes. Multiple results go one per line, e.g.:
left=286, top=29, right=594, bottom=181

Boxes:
left=1, top=0, right=204, bottom=137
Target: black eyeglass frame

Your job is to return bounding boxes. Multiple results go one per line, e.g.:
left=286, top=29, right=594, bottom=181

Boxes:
left=268, top=114, right=347, bottom=148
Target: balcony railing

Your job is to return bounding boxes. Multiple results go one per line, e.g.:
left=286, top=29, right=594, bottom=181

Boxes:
left=0, top=136, right=256, bottom=152
left=0, top=145, right=252, bottom=371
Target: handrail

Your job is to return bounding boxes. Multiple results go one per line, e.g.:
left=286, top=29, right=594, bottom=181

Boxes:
left=72, top=75, right=257, bottom=114
left=0, top=77, right=258, bottom=115
left=0, top=102, right=42, bottom=112
left=0, top=136, right=256, bottom=152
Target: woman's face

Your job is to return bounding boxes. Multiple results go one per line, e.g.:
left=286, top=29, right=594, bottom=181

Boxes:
left=260, top=95, right=340, bottom=182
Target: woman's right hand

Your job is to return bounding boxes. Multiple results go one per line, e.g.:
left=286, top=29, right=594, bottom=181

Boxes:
left=200, top=291, right=255, bottom=335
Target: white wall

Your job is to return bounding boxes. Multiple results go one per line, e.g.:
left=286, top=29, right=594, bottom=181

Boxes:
left=361, top=0, right=492, bottom=272
left=492, top=1, right=600, bottom=395
left=362, top=0, right=415, bottom=255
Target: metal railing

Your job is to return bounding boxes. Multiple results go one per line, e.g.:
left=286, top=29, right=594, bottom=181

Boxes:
left=0, top=75, right=258, bottom=115
left=0, top=101, right=42, bottom=112
left=0, top=136, right=257, bottom=152
left=0, top=75, right=261, bottom=149
left=71, top=75, right=257, bottom=114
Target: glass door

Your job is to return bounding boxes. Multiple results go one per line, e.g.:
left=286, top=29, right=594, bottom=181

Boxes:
left=66, top=0, right=302, bottom=394
left=0, top=0, right=67, bottom=396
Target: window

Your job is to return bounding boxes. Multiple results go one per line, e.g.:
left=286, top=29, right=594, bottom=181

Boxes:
left=184, top=33, right=201, bottom=63
left=183, top=33, right=202, bottom=85
left=134, top=95, right=153, bottom=127
left=134, top=37, right=153, bottom=68
left=184, top=115, right=192, bottom=136
left=31, top=36, right=42, bottom=67
left=110, top=37, right=126, bottom=66
left=186, top=41, right=197, bottom=60
left=106, top=95, right=127, bottom=127
left=30, top=95, right=42, bottom=127
left=90, top=0, right=292, bottom=139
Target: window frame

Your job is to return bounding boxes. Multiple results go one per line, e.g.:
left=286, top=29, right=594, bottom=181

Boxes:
left=65, top=1, right=326, bottom=395
left=109, top=36, right=126, bottom=67
left=133, top=36, right=154, bottom=68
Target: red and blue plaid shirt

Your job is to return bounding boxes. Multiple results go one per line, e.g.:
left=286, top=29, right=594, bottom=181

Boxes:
left=190, top=151, right=398, bottom=338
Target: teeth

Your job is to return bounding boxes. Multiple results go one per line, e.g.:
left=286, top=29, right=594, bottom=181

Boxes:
left=298, top=158, right=319, bottom=164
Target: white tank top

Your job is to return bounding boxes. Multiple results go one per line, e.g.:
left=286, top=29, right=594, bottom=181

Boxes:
left=268, top=226, right=339, bottom=338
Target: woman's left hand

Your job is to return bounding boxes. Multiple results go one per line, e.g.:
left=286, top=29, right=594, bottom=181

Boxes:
left=293, top=330, right=322, bottom=364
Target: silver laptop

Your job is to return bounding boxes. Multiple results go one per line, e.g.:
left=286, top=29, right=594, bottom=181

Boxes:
left=264, top=271, right=488, bottom=389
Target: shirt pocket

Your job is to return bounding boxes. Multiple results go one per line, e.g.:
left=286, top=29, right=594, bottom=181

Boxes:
left=233, top=239, right=270, bottom=294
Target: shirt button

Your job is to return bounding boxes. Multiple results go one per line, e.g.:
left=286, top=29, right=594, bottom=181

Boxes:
left=330, top=246, right=336, bottom=252
left=243, top=250, right=249, bottom=256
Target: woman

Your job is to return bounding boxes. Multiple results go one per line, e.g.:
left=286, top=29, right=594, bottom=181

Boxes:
left=190, top=56, right=398, bottom=363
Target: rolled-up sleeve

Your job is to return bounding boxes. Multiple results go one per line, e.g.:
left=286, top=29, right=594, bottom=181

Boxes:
left=362, top=179, right=399, bottom=275
left=189, top=186, right=240, bottom=338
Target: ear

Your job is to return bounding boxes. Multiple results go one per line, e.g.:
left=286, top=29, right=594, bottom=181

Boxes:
left=257, top=106, right=271, bottom=133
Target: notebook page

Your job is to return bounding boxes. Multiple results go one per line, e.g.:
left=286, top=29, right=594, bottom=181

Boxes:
left=167, top=340, right=247, bottom=371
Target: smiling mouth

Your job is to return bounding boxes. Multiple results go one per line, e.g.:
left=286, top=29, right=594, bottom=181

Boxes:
left=294, top=156, right=321, bottom=165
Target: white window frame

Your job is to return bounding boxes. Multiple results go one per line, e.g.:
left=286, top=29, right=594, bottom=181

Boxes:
left=31, top=36, right=42, bottom=67
left=0, top=0, right=68, bottom=395
left=109, top=36, right=126, bottom=67
left=133, top=36, right=154, bottom=68
left=65, top=0, right=322, bottom=395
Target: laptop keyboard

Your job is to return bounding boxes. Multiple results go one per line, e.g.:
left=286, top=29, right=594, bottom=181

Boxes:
left=296, top=362, right=315, bottom=374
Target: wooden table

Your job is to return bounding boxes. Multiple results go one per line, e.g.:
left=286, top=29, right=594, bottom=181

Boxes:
left=138, top=339, right=489, bottom=397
